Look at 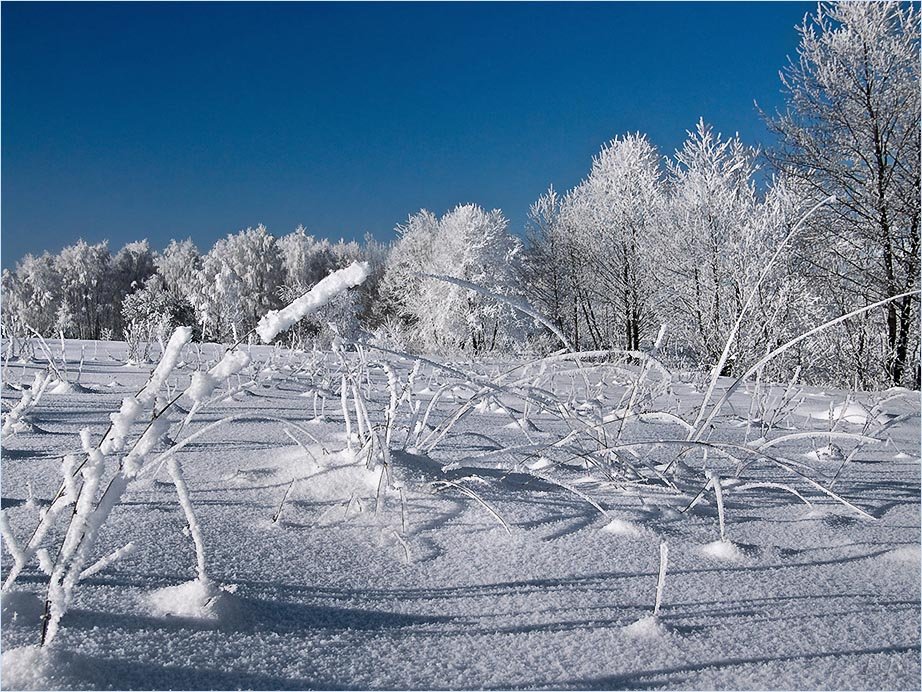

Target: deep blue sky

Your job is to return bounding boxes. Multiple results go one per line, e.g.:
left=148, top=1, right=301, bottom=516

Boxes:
left=2, top=1, right=814, bottom=268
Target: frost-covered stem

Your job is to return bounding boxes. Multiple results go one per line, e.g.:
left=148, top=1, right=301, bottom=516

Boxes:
left=76, top=347, right=85, bottom=384
left=283, top=428, right=319, bottom=464
left=341, top=374, right=354, bottom=452
left=351, top=383, right=368, bottom=443
left=734, top=482, right=813, bottom=508
left=256, top=261, right=370, bottom=343
left=418, top=384, right=453, bottom=447
left=38, top=328, right=193, bottom=644
left=168, top=456, right=208, bottom=582
left=58, top=331, right=68, bottom=376
left=78, top=542, right=136, bottom=580
left=711, top=474, right=727, bottom=542
left=391, top=529, right=411, bottom=564
left=431, top=480, right=512, bottom=534
left=2, top=456, right=81, bottom=591
left=692, top=288, right=921, bottom=441
left=399, top=487, right=408, bottom=535
left=272, top=480, right=296, bottom=524
left=654, top=541, right=668, bottom=617
left=25, top=326, right=66, bottom=382
left=374, top=463, right=388, bottom=514
left=42, top=449, right=108, bottom=645
left=2, top=370, right=50, bottom=435
left=0, top=511, right=26, bottom=566
left=383, top=363, right=399, bottom=447
left=404, top=360, right=422, bottom=406
left=404, top=400, right=421, bottom=450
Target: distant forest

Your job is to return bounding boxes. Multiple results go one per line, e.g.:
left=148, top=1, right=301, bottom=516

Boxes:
left=3, top=2, right=918, bottom=389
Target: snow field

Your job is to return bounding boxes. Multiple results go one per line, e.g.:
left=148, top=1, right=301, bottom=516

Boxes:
left=0, top=338, right=919, bottom=690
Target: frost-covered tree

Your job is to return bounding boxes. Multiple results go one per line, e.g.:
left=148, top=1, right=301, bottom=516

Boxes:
left=1, top=253, right=62, bottom=350
left=53, top=240, right=112, bottom=339
left=557, top=134, right=665, bottom=351
left=764, top=1, right=921, bottom=387
left=521, top=186, right=579, bottom=351
left=194, top=225, right=283, bottom=341
left=278, top=226, right=336, bottom=292
left=380, top=204, right=522, bottom=353
left=121, top=275, right=177, bottom=363
left=110, top=240, right=157, bottom=336
left=155, top=238, right=201, bottom=299
left=658, top=121, right=761, bottom=373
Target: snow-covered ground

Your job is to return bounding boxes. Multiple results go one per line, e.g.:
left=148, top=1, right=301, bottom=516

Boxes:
left=1, top=339, right=919, bottom=690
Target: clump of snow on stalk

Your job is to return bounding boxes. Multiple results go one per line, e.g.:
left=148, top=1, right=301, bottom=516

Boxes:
left=139, top=326, right=193, bottom=400
left=2, top=371, right=50, bottom=435
left=101, top=326, right=192, bottom=455
left=185, top=349, right=251, bottom=405
left=256, top=261, right=370, bottom=343
left=100, top=396, right=144, bottom=454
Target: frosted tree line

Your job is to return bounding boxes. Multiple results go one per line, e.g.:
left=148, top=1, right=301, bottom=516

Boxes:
left=2, top=2, right=918, bottom=389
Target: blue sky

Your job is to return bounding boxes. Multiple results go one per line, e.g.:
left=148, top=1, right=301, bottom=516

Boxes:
left=2, top=1, right=814, bottom=267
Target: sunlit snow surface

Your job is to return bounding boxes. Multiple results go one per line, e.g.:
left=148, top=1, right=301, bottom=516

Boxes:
left=1, top=339, right=919, bottom=690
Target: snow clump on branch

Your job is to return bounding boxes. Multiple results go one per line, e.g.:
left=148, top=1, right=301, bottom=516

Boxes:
left=256, top=261, right=370, bottom=343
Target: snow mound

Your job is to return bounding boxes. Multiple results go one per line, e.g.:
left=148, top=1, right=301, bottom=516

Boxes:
left=1, top=589, right=44, bottom=626
left=276, top=447, right=382, bottom=502
left=804, top=444, right=844, bottom=462
left=46, top=380, right=95, bottom=395
left=804, top=401, right=871, bottom=425
left=7, top=419, right=48, bottom=434
left=145, top=578, right=239, bottom=621
left=700, top=539, right=747, bottom=561
left=502, top=419, right=539, bottom=431
left=525, top=456, right=554, bottom=471
left=600, top=518, right=646, bottom=537
left=307, top=461, right=385, bottom=502
left=0, top=645, right=70, bottom=690
left=623, top=615, right=669, bottom=639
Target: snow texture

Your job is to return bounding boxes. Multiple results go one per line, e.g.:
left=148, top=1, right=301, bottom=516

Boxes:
left=0, top=338, right=918, bottom=690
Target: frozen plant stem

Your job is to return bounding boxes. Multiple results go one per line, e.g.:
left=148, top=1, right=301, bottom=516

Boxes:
left=169, top=456, right=208, bottom=583
left=711, top=474, right=727, bottom=542
left=654, top=541, right=669, bottom=617
left=272, top=480, right=296, bottom=524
